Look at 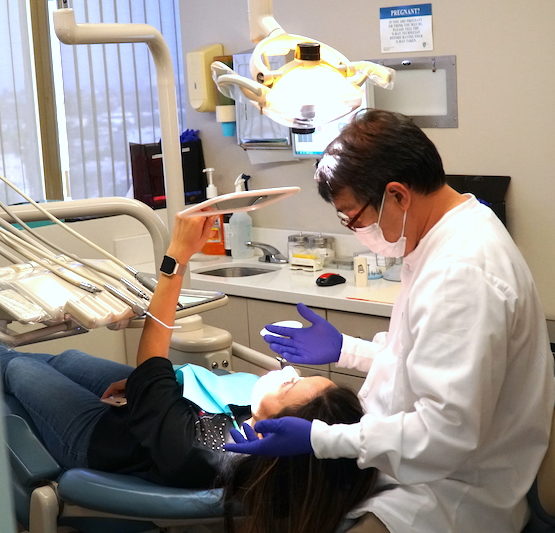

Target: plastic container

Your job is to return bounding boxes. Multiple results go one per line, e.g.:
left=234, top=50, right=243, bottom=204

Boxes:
left=202, top=217, right=226, bottom=255
left=287, top=233, right=307, bottom=262
left=229, top=211, right=253, bottom=259
left=307, top=233, right=335, bottom=266
left=229, top=174, right=253, bottom=259
left=201, top=168, right=226, bottom=255
left=223, top=214, right=232, bottom=256
left=354, top=256, right=368, bottom=287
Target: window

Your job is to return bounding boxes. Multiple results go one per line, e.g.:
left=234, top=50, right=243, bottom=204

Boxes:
left=0, top=1, right=44, bottom=204
left=49, top=0, right=185, bottom=200
left=0, top=1, right=185, bottom=204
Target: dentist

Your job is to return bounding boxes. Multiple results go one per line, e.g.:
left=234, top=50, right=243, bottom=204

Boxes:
left=225, top=110, right=555, bottom=533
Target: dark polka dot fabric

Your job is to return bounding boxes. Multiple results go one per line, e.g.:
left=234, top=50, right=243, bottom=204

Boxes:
left=194, top=410, right=236, bottom=451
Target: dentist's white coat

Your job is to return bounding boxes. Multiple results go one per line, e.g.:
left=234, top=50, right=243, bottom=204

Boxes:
left=312, top=196, right=554, bottom=532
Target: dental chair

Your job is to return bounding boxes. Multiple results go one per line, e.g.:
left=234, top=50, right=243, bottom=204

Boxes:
left=0, top=196, right=273, bottom=533
left=4, top=342, right=281, bottom=533
left=6, top=400, right=555, bottom=533
left=5, top=399, right=227, bottom=533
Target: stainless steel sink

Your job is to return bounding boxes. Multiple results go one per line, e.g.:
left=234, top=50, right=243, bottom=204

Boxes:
left=193, top=265, right=279, bottom=277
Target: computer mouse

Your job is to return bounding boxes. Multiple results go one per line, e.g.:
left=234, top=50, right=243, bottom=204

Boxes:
left=316, top=273, right=346, bottom=287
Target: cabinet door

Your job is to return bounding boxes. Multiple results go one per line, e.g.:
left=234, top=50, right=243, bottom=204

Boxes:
left=330, top=371, right=365, bottom=393
left=327, top=310, right=389, bottom=340
left=327, top=309, right=390, bottom=378
left=246, top=299, right=328, bottom=372
left=200, top=295, right=249, bottom=346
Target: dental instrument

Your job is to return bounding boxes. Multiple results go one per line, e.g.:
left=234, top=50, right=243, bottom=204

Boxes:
left=0, top=224, right=104, bottom=295
left=0, top=214, right=152, bottom=305
left=0, top=193, right=228, bottom=345
left=0, top=199, right=152, bottom=298
left=0, top=244, right=24, bottom=265
left=0, top=230, right=101, bottom=293
left=0, top=224, right=180, bottom=328
left=0, top=174, right=158, bottom=294
left=102, top=283, right=180, bottom=330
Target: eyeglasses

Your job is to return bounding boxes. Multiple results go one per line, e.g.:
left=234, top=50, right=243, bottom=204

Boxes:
left=336, top=198, right=372, bottom=231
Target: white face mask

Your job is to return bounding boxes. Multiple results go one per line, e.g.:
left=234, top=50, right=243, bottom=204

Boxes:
left=354, top=194, right=407, bottom=257
left=250, top=366, right=302, bottom=416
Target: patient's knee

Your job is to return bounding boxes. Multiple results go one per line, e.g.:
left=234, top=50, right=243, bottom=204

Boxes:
left=4, top=357, right=45, bottom=394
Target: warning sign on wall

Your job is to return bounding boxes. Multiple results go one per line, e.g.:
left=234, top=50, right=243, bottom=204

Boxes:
left=380, top=4, right=434, bottom=53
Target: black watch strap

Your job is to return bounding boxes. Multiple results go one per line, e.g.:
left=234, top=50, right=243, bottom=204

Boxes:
left=159, top=254, right=186, bottom=276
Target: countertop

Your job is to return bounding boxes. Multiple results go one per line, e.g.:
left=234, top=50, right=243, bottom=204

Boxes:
left=189, top=255, right=402, bottom=318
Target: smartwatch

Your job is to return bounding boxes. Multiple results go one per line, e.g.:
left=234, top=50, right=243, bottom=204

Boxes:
left=159, top=255, right=186, bottom=277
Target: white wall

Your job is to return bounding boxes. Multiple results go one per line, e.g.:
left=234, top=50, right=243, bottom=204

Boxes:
left=180, top=0, right=555, bottom=318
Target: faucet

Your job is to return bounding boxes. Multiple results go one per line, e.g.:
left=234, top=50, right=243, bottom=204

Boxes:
left=246, top=241, right=288, bottom=263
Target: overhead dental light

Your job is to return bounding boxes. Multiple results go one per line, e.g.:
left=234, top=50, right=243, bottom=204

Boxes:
left=211, top=0, right=395, bottom=134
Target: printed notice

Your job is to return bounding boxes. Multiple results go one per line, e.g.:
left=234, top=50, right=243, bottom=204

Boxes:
left=380, top=4, right=433, bottom=53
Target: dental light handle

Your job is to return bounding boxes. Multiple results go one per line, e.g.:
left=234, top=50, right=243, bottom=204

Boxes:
left=211, top=65, right=267, bottom=105
left=53, top=8, right=184, bottom=232
left=347, top=61, right=395, bottom=89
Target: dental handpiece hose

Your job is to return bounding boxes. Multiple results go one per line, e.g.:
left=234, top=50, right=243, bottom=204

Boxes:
left=0, top=199, right=151, bottom=300
left=0, top=221, right=150, bottom=302
left=0, top=223, right=112, bottom=291
left=0, top=175, right=152, bottom=291
left=0, top=231, right=99, bottom=293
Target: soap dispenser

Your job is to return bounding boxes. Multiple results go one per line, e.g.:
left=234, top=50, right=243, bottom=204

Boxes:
left=229, top=174, right=253, bottom=259
left=201, top=168, right=226, bottom=255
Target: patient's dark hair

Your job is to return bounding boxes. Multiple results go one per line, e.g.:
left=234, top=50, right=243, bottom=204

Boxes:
left=223, top=385, right=377, bottom=533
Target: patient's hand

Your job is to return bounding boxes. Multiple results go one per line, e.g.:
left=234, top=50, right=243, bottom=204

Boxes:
left=101, top=378, right=128, bottom=399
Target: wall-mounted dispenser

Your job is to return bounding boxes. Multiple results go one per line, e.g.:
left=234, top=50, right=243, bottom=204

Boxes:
left=186, top=43, right=224, bottom=112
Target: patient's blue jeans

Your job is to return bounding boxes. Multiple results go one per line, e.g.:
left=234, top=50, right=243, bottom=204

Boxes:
left=0, top=346, right=133, bottom=469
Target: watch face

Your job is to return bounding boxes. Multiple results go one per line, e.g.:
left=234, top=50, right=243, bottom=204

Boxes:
left=160, top=255, right=177, bottom=275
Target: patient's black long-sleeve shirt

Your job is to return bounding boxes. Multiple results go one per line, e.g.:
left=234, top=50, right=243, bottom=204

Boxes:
left=87, top=357, right=248, bottom=488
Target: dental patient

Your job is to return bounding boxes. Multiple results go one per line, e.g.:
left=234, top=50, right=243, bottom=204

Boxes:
left=1, top=214, right=377, bottom=533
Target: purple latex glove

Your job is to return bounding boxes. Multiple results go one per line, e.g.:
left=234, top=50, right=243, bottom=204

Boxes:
left=263, top=303, right=342, bottom=365
left=224, top=417, right=313, bottom=456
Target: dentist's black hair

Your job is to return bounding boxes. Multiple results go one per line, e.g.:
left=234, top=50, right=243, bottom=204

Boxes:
left=315, top=109, right=446, bottom=209
left=223, top=385, right=378, bottom=533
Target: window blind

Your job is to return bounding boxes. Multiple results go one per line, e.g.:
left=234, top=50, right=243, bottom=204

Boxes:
left=54, top=0, right=185, bottom=200
left=0, top=0, right=44, bottom=204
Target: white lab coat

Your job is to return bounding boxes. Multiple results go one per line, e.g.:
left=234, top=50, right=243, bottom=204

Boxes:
left=312, top=195, right=554, bottom=532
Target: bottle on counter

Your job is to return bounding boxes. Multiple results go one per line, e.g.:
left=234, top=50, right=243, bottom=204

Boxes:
left=354, top=255, right=368, bottom=287
left=223, top=213, right=232, bottom=256
left=229, top=174, right=253, bottom=259
left=201, top=168, right=226, bottom=255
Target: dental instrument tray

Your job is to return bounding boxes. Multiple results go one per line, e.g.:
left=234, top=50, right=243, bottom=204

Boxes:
left=0, top=182, right=229, bottom=347
left=0, top=259, right=225, bottom=331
